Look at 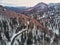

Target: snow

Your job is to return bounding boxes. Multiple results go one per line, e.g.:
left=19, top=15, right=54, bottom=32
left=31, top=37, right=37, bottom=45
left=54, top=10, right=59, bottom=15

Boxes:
left=9, top=27, right=28, bottom=45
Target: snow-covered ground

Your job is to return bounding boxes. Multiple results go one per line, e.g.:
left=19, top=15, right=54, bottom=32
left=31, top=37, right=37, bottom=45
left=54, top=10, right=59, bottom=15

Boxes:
left=0, top=14, right=60, bottom=45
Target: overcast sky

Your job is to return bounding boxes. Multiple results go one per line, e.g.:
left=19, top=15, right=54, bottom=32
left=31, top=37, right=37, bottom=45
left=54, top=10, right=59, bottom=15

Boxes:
left=0, top=0, right=60, bottom=7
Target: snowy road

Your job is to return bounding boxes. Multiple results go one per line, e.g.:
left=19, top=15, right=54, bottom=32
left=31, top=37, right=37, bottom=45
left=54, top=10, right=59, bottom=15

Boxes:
left=9, top=27, right=28, bottom=45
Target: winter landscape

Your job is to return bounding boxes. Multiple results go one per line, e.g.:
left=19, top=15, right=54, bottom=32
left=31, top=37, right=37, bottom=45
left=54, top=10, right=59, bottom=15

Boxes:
left=0, top=0, right=60, bottom=45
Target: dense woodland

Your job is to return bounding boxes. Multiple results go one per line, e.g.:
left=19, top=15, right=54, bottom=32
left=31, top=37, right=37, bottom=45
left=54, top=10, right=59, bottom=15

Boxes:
left=0, top=2, right=60, bottom=45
